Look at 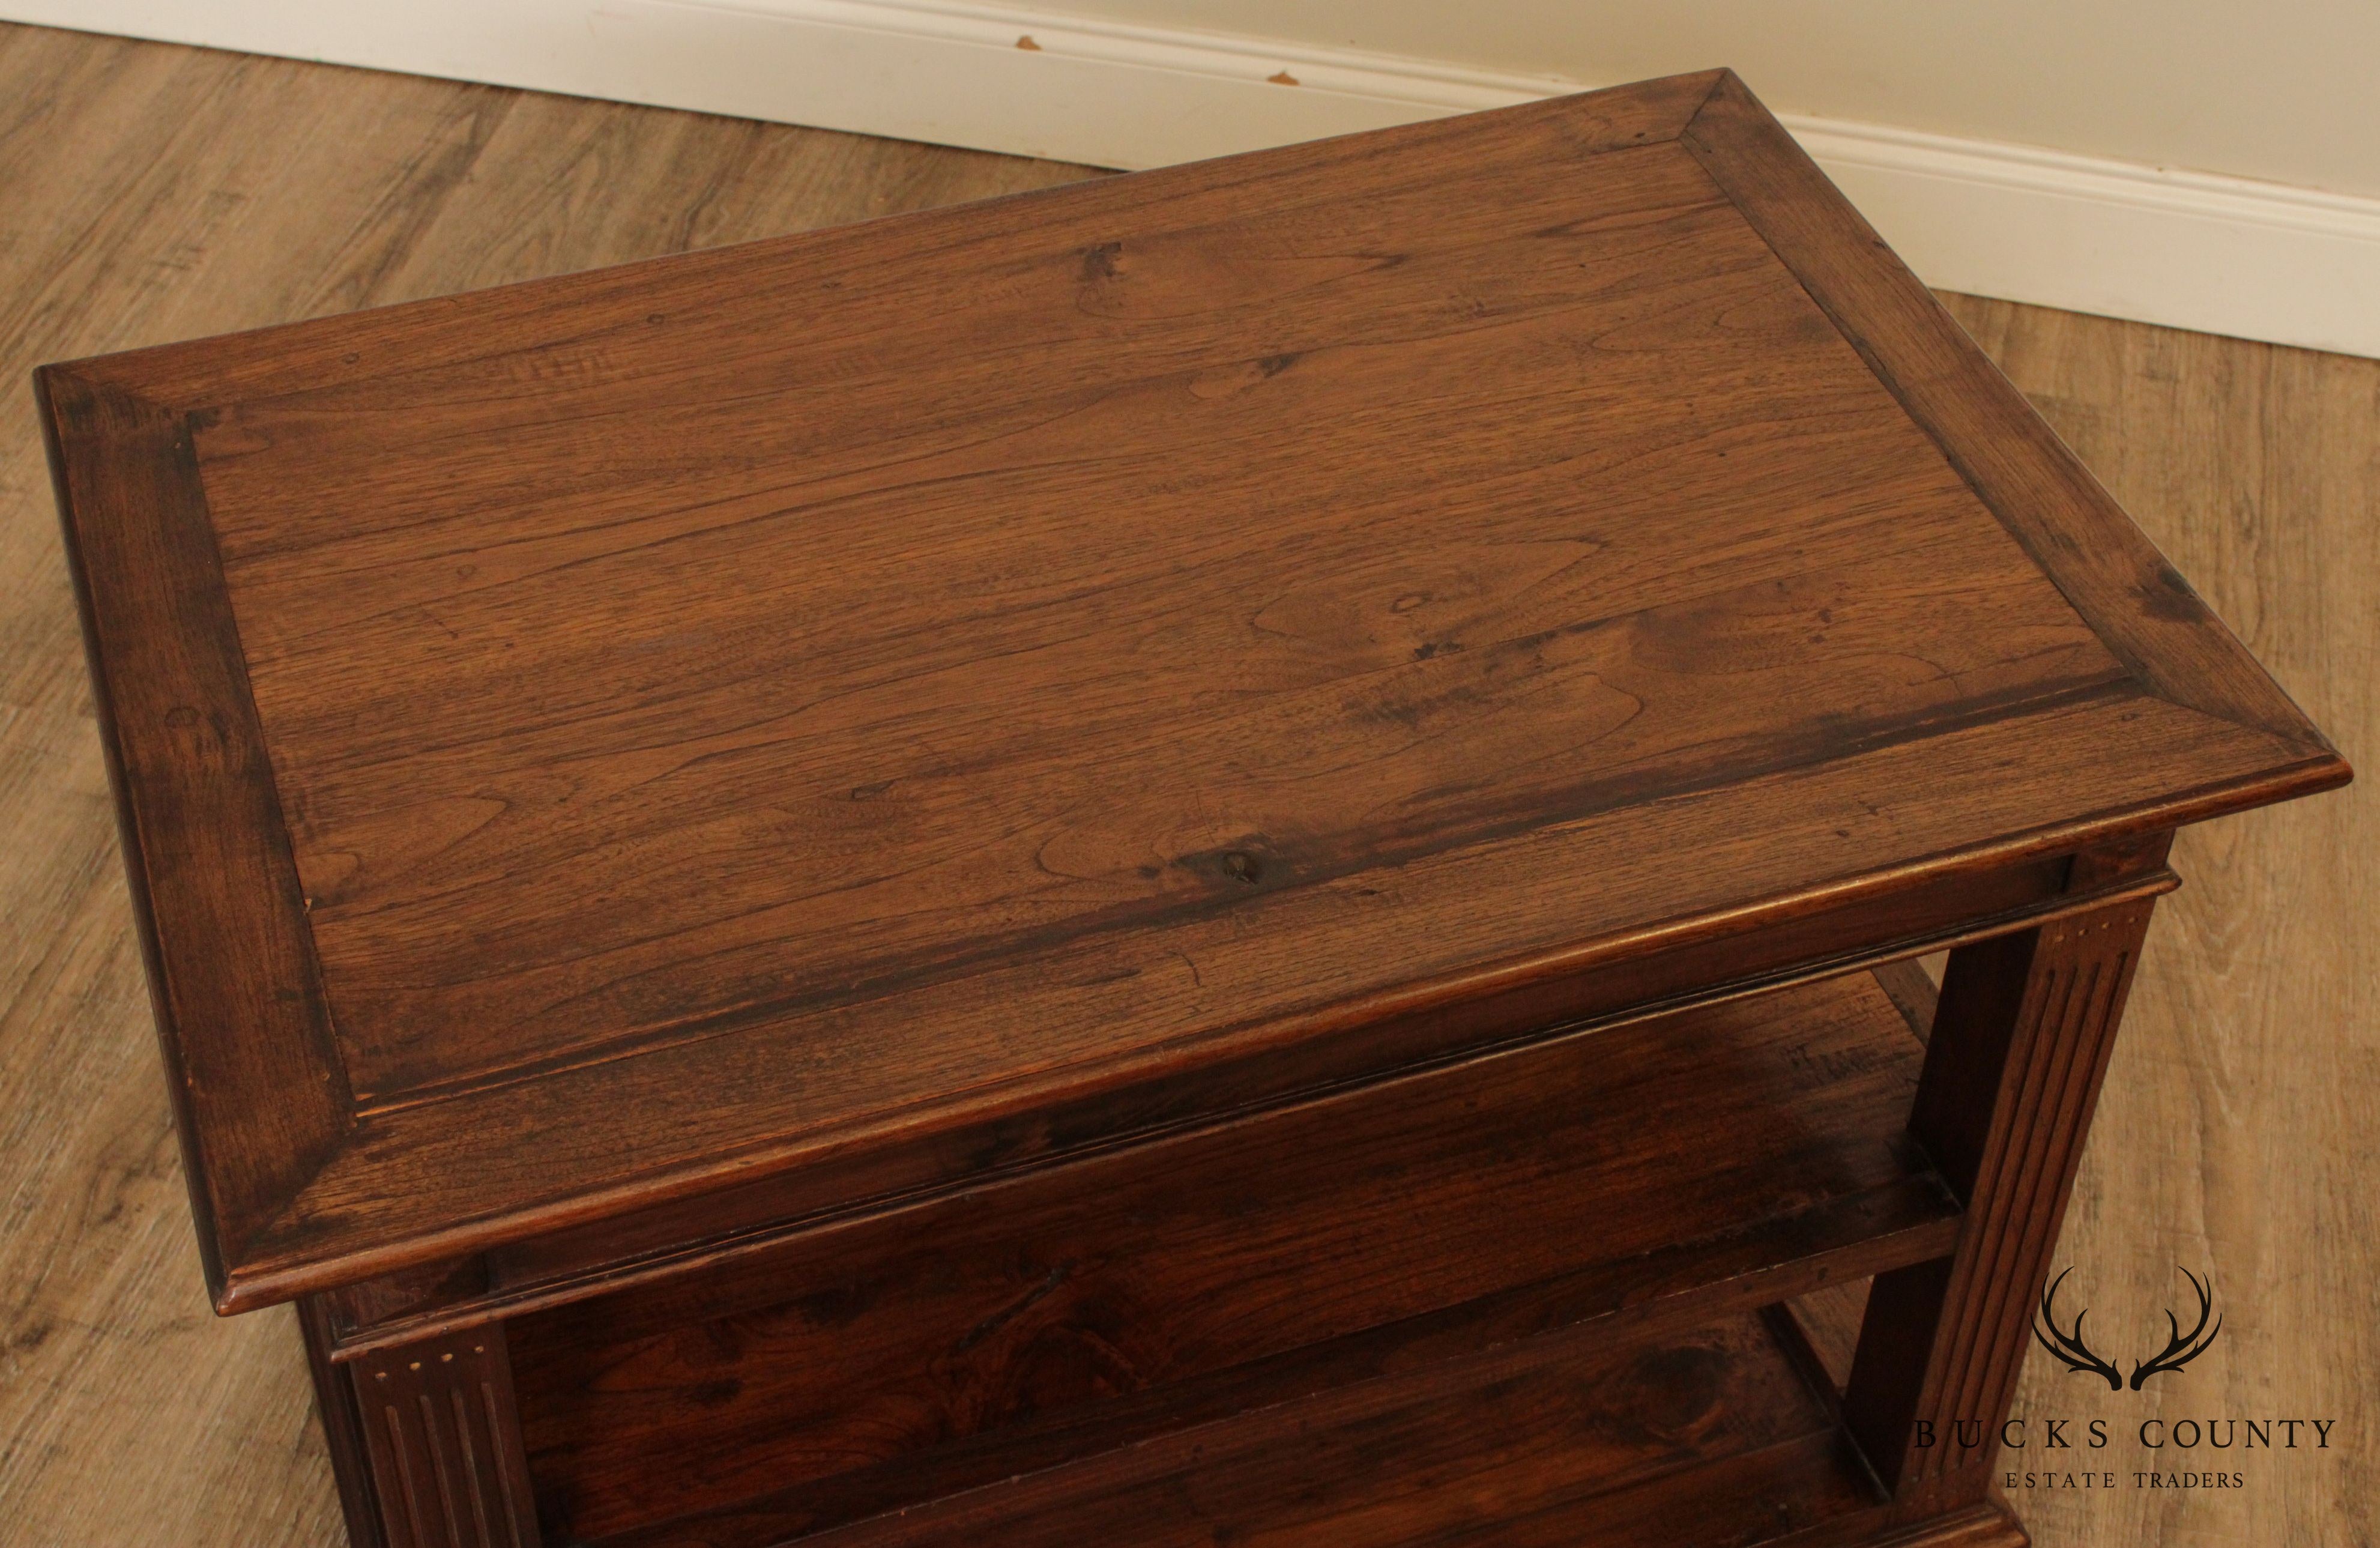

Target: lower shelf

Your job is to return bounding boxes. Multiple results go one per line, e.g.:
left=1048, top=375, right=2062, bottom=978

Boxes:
left=808, top=1307, right=1869, bottom=1547
left=594, top=1304, right=2022, bottom=1548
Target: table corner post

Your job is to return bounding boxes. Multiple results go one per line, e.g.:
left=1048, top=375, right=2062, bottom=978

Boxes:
left=327, top=1314, right=543, bottom=1548
left=300, top=1294, right=394, bottom=1548
left=1839, top=845, right=2167, bottom=1514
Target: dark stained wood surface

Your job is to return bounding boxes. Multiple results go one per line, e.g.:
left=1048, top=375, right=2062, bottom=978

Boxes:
left=596, top=1309, right=1879, bottom=1548
left=347, top=1323, right=542, bottom=1548
left=41, top=68, right=2348, bottom=1310
left=504, top=972, right=1948, bottom=1541
left=301, top=1295, right=394, bottom=1548
left=322, top=848, right=2109, bottom=1352
left=1847, top=897, right=2157, bottom=1517
left=9, top=28, right=2372, bottom=1548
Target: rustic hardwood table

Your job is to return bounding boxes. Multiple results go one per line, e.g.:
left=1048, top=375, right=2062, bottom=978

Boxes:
left=43, top=69, right=2347, bottom=1548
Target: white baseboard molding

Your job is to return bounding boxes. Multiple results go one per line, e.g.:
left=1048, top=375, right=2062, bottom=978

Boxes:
left=13, top=0, right=2380, bottom=358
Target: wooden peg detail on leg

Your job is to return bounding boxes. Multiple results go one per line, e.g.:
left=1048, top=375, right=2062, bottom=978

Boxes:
left=349, top=1323, right=541, bottom=1548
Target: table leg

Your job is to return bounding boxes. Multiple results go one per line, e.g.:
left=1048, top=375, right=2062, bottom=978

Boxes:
left=1841, top=890, right=2159, bottom=1517
left=339, top=1322, right=543, bottom=1548
left=300, top=1297, right=391, bottom=1548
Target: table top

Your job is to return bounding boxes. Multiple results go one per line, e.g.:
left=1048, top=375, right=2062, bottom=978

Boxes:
left=42, top=70, right=2343, bottom=1311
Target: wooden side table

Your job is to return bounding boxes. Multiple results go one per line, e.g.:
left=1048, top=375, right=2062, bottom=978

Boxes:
left=42, top=70, right=2346, bottom=1548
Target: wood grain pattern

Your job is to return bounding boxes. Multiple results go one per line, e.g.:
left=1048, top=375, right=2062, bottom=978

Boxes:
left=1682, top=73, right=2322, bottom=744
left=333, top=849, right=2087, bottom=1350
left=249, top=689, right=2277, bottom=1306
left=39, top=367, right=351, bottom=1291
left=4, top=22, right=2372, bottom=1548
left=0, top=23, right=1103, bottom=1548
left=37, top=64, right=2345, bottom=1315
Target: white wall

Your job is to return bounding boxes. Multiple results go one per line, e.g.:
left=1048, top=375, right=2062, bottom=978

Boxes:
left=1040, top=0, right=2380, bottom=199
left=10, top=0, right=2380, bottom=357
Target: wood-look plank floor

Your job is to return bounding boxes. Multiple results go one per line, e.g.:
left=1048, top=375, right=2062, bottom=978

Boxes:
left=0, top=21, right=2369, bottom=1546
